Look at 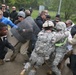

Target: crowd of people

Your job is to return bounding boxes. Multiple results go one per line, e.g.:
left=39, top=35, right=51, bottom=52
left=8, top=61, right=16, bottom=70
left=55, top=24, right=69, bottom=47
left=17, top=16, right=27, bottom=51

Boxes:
left=0, top=3, right=76, bottom=75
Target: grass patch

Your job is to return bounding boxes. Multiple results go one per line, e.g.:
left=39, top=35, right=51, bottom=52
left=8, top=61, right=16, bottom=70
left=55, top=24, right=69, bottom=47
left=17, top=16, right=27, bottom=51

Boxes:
left=31, top=10, right=39, bottom=19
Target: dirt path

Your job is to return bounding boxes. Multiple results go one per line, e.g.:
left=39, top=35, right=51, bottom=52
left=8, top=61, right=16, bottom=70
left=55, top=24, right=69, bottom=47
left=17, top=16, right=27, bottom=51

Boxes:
left=0, top=53, right=73, bottom=75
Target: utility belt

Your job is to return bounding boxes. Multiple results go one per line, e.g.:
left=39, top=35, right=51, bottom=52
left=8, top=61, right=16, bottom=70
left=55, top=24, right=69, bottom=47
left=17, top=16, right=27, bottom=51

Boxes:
left=55, top=38, right=67, bottom=47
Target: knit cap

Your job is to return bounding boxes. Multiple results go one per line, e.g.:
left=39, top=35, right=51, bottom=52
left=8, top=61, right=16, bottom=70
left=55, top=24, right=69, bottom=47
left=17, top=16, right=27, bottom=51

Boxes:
left=18, top=11, right=25, bottom=18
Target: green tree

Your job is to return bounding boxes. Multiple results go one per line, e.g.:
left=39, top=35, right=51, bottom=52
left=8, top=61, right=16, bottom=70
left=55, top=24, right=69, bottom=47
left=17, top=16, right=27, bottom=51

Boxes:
left=62, top=0, right=76, bottom=20
left=50, top=0, right=76, bottom=20
left=1, top=0, right=76, bottom=20
left=50, top=0, right=60, bottom=11
left=7, top=0, right=16, bottom=5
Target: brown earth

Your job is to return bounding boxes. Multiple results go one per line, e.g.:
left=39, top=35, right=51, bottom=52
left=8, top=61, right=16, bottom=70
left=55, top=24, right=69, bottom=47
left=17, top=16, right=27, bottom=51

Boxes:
left=0, top=52, right=73, bottom=75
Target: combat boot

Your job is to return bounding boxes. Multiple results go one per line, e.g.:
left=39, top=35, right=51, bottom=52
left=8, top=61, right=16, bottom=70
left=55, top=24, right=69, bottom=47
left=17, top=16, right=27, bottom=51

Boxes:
left=20, top=69, right=26, bottom=75
left=47, top=70, right=52, bottom=75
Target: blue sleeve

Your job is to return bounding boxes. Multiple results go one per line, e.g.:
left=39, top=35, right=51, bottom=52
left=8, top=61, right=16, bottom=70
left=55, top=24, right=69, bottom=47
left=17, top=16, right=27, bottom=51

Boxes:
left=7, top=19, right=18, bottom=28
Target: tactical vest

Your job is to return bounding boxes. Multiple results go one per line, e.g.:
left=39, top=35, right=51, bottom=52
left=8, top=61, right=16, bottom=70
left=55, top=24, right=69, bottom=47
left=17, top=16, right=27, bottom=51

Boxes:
left=55, top=38, right=67, bottom=47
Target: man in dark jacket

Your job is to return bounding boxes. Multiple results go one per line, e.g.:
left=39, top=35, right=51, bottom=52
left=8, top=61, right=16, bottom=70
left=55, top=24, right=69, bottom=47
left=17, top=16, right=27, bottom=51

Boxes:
left=1, top=4, right=9, bottom=18
left=0, top=22, right=15, bottom=65
left=10, top=6, right=18, bottom=23
left=35, top=10, right=47, bottom=30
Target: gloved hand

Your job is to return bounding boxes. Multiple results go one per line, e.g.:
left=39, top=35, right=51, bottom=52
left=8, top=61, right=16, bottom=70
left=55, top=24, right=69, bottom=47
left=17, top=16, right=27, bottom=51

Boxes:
left=11, top=47, right=15, bottom=53
left=16, top=27, right=23, bottom=32
left=16, top=27, right=26, bottom=32
left=12, top=49, right=15, bottom=53
left=64, top=31, right=70, bottom=37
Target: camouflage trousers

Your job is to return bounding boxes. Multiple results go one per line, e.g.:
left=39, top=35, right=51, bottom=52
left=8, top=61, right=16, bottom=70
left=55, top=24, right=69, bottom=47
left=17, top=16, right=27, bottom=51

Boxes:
left=51, top=50, right=66, bottom=75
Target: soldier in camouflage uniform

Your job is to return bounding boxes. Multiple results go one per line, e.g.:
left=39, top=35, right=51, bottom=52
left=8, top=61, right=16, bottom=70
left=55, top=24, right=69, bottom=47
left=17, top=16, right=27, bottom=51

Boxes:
left=51, top=22, right=69, bottom=75
left=20, top=21, right=69, bottom=75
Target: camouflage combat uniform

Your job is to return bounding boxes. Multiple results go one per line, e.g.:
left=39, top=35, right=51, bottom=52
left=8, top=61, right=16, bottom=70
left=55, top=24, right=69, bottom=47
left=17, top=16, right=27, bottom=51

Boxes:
left=29, top=30, right=55, bottom=67
left=51, top=22, right=69, bottom=75
left=22, top=21, right=69, bottom=75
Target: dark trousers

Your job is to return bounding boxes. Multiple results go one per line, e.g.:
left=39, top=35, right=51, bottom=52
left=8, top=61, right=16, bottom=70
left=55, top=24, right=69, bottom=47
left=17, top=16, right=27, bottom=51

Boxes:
left=27, top=35, right=37, bottom=57
left=70, top=54, right=76, bottom=75
left=0, top=48, right=7, bottom=59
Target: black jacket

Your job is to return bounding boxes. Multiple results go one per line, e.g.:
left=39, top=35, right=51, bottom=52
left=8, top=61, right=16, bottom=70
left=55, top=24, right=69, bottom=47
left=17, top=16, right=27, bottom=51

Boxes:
left=0, top=37, right=14, bottom=59
left=35, top=16, right=45, bottom=30
left=10, top=10, right=18, bottom=23
left=3, top=10, right=10, bottom=18
left=71, top=25, right=76, bottom=37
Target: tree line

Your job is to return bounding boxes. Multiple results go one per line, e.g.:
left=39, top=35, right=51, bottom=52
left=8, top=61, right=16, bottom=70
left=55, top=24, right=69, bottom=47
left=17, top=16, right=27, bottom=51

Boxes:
left=0, top=0, right=76, bottom=20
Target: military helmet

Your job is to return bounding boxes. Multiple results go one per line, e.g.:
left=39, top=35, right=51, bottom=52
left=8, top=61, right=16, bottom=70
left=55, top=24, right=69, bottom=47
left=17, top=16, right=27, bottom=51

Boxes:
left=43, top=21, right=54, bottom=27
left=55, top=22, right=66, bottom=31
